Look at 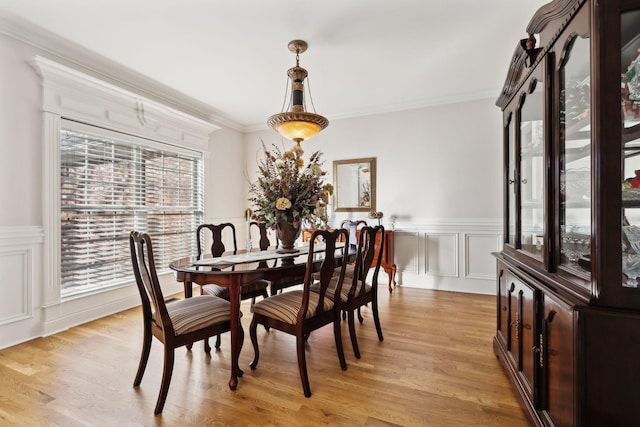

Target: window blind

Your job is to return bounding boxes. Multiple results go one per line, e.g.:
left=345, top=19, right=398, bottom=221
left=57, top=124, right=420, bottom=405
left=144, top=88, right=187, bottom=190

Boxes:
left=60, top=127, right=204, bottom=296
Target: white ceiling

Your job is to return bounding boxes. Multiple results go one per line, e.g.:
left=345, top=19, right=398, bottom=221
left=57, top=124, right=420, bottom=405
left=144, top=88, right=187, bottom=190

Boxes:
left=0, top=0, right=547, bottom=131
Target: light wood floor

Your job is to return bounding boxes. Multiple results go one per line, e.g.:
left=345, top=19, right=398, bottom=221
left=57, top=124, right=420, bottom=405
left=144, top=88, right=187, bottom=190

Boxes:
left=0, top=286, right=530, bottom=426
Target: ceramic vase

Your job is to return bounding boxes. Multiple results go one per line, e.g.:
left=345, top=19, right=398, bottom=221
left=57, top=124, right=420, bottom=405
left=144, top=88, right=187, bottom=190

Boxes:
left=276, top=220, right=301, bottom=253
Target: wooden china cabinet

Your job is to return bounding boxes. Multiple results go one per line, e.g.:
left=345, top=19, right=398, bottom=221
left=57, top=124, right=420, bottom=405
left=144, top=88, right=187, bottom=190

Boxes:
left=494, top=0, right=640, bottom=425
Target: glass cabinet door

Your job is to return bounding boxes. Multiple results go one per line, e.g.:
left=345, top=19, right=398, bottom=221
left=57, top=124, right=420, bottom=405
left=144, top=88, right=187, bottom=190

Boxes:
left=559, top=34, right=591, bottom=275
left=519, top=77, right=545, bottom=260
left=621, top=9, right=640, bottom=288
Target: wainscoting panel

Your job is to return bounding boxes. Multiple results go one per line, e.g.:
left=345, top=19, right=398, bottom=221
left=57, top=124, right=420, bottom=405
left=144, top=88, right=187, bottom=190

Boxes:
left=464, top=233, right=502, bottom=280
left=0, top=249, right=31, bottom=325
left=426, top=233, right=458, bottom=277
left=394, top=231, right=420, bottom=275
left=0, top=226, right=44, bottom=349
left=391, top=219, right=502, bottom=295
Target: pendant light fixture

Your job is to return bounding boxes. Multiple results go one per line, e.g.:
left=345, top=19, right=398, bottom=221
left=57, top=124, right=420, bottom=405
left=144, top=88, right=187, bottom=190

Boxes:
left=267, top=40, right=329, bottom=146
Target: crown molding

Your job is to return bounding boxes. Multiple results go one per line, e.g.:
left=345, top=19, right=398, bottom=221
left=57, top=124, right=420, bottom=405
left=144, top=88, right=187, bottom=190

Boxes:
left=1, top=11, right=498, bottom=135
left=242, top=88, right=498, bottom=132
left=0, top=11, right=243, bottom=132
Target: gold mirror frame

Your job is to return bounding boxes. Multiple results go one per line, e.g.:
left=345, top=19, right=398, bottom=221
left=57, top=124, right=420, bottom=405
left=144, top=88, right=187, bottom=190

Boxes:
left=333, top=157, right=376, bottom=212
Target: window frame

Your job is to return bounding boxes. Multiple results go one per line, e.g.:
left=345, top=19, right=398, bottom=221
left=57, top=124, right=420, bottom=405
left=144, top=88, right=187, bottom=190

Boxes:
left=59, top=120, right=204, bottom=297
left=32, top=56, right=218, bottom=317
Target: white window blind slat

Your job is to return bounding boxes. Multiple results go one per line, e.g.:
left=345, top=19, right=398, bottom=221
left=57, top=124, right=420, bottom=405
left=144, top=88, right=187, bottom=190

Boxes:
left=60, top=128, right=203, bottom=296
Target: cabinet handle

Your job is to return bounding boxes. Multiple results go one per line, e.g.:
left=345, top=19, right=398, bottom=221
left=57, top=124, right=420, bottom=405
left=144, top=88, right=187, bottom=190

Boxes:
left=508, top=179, right=516, bottom=184
left=511, top=312, right=520, bottom=340
left=521, top=178, right=528, bottom=184
left=539, top=333, right=544, bottom=368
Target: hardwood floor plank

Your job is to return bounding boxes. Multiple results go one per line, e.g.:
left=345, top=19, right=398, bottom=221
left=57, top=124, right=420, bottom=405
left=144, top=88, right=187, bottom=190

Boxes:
left=0, top=287, right=530, bottom=426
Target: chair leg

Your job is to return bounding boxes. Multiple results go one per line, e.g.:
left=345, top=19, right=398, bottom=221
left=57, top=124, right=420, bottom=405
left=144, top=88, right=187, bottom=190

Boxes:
left=347, top=309, right=361, bottom=359
left=237, top=319, right=245, bottom=356
left=249, top=317, right=260, bottom=370
left=334, top=317, right=348, bottom=369
left=204, top=337, right=211, bottom=354
left=260, top=290, right=270, bottom=332
left=154, top=345, right=175, bottom=415
left=134, top=324, right=152, bottom=386
left=296, top=334, right=312, bottom=397
left=215, top=334, right=221, bottom=349
left=372, top=298, right=384, bottom=342
left=357, top=306, right=364, bottom=323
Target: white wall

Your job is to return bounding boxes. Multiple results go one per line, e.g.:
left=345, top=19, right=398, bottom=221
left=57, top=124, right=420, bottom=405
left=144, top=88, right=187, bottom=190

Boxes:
left=246, top=100, right=503, bottom=294
left=206, top=127, right=248, bottom=221
left=0, top=32, right=42, bottom=225
left=0, top=25, right=503, bottom=349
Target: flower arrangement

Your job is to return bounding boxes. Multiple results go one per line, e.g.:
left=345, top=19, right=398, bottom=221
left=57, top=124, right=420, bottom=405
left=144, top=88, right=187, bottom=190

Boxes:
left=249, top=142, right=333, bottom=230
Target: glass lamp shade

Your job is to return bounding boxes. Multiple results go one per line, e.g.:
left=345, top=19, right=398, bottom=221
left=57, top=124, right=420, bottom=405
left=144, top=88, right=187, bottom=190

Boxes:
left=267, top=111, right=329, bottom=143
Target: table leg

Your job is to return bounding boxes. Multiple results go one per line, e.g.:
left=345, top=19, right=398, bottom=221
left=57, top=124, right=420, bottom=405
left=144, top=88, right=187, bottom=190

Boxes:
left=183, top=281, right=195, bottom=350
left=183, top=281, right=193, bottom=298
left=228, top=276, right=244, bottom=390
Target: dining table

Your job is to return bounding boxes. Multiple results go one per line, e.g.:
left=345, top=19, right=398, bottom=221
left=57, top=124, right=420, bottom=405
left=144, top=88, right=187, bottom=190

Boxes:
left=169, top=242, right=350, bottom=391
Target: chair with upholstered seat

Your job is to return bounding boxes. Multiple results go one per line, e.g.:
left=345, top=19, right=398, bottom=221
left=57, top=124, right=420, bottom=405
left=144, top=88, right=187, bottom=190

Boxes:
left=248, top=228, right=349, bottom=397
left=251, top=221, right=307, bottom=296
left=250, top=221, right=272, bottom=251
left=341, top=219, right=368, bottom=250
left=318, top=225, right=385, bottom=359
left=129, top=231, right=241, bottom=415
left=197, top=223, right=270, bottom=303
left=197, top=223, right=270, bottom=349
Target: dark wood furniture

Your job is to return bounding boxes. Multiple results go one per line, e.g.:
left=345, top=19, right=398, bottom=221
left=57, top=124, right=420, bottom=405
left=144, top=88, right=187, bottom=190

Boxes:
left=249, top=221, right=305, bottom=296
left=169, top=243, right=354, bottom=391
left=251, top=221, right=307, bottom=296
left=197, top=223, right=270, bottom=349
left=324, top=225, right=385, bottom=359
left=495, top=1, right=640, bottom=425
left=129, top=231, right=237, bottom=415
left=250, top=221, right=271, bottom=251
left=248, top=229, right=349, bottom=397
left=303, top=226, right=396, bottom=292
left=340, top=219, right=368, bottom=249
left=197, top=223, right=270, bottom=303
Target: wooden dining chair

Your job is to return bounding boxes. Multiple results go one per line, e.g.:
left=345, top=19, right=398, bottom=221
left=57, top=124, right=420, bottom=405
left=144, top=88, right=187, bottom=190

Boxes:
left=251, top=221, right=307, bottom=296
left=250, top=221, right=272, bottom=251
left=341, top=219, right=368, bottom=249
left=197, top=223, right=270, bottom=349
left=197, top=223, right=270, bottom=303
left=319, top=225, right=385, bottom=359
left=248, top=228, right=349, bottom=397
left=129, top=231, right=240, bottom=415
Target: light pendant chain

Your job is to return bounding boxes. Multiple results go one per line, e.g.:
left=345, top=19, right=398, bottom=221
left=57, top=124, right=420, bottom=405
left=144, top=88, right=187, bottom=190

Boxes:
left=306, top=76, right=318, bottom=114
left=279, top=76, right=291, bottom=113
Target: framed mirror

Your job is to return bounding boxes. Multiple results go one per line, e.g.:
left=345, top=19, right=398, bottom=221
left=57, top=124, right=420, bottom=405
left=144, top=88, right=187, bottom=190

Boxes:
left=333, top=157, right=376, bottom=212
